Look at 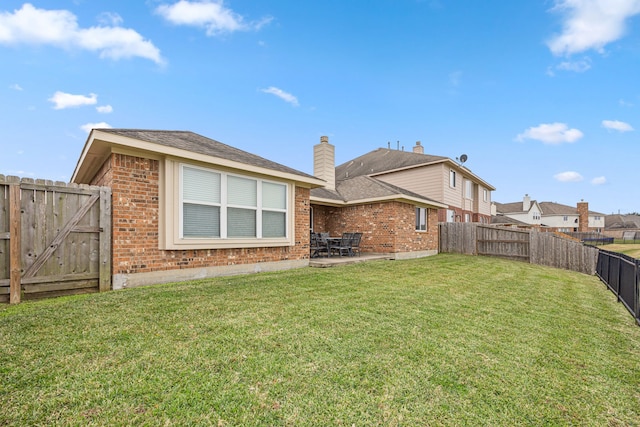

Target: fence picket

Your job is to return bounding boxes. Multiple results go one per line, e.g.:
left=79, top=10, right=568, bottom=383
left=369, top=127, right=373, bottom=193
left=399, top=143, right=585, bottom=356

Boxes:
left=0, top=176, right=111, bottom=303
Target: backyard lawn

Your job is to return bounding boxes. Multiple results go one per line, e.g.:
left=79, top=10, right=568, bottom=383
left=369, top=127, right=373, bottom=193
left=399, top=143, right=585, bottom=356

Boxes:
left=603, top=243, right=640, bottom=259
left=1, top=254, right=639, bottom=426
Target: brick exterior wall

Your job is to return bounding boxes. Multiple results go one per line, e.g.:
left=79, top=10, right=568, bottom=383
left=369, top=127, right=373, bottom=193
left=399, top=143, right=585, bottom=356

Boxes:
left=436, top=207, right=490, bottom=224
left=577, top=201, right=589, bottom=233
left=91, top=153, right=311, bottom=277
left=311, top=202, right=438, bottom=253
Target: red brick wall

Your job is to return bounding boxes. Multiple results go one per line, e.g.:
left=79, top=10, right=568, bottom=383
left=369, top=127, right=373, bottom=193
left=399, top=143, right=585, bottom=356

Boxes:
left=311, top=202, right=438, bottom=253
left=91, top=153, right=311, bottom=276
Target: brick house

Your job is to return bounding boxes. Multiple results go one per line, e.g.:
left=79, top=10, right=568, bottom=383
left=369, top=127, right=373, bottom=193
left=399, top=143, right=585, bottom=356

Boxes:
left=72, top=129, right=325, bottom=289
left=72, top=129, right=446, bottom=289
left=310, top=137, right=447, bottom=259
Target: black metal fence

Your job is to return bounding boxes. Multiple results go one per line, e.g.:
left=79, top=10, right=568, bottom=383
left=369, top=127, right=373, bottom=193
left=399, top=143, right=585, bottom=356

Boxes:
left=596, top=249, right=640, bottom=325
left=565, top=232, right=614, bottom=245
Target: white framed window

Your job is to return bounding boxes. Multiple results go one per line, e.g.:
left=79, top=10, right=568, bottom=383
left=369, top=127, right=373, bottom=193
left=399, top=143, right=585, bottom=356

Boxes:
left=446, top=209, right=455, bottom=223
left=181, top=164, right=287, bottom=240
left=465, top=180, right=473, bottom=199
left=483, top=189, right=488, bottom=202
left=563, top=216, right=568, bottom=222
left=449, top=170, right=456, bottom=188
left=415, top=207, right=427, bottom=231
left=465, top=213, right=471, bottom=222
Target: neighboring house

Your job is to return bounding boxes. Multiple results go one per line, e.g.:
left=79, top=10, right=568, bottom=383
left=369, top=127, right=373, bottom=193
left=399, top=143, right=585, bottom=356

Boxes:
left=324, top=140, right=495, bottom=224
left=72, top=129, right=325, bottom=289
left=603, top=214, right=640, bottom=239
left=310, top=137, right=448, bottom=258
left=493, top=195, right=605, bottom=232
left=71, top=130, right=450, bottom=289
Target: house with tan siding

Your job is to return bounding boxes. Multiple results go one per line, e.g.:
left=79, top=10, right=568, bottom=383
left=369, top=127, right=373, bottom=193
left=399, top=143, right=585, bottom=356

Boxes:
left=326, top=141, right=495, bottom=224
left=493, top=195, right=605, bottom=232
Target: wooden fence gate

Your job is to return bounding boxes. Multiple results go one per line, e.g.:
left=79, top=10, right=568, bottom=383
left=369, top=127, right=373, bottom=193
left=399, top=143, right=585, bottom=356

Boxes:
left=0, top=176, right=111, bottom=303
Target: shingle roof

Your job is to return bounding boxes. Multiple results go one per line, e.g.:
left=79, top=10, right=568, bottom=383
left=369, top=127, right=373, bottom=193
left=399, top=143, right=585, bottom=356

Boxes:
left=311, top=175, right=445, bottom=208
left=99, top=129, right=317, bottom=179
left=494, top=199, right=604, bottom=216
left=491, top=215, right=530, bottom=226
left=335, top=148, right=447, bottom=180
left=605, top=214, right=640, bottom=229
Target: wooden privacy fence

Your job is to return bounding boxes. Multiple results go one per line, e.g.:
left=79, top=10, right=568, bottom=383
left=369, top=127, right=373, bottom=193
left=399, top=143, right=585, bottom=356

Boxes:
left=0, top=175, right=111, bottom=304
left=439, top=223, right=599, bottom=275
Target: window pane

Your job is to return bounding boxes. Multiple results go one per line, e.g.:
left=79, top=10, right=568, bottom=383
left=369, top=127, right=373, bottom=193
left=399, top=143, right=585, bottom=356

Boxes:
left=183, top=167, right=220, bottom=203
left=228, top=207, right=256, bottom=237
left=263, top=182, right=286, bottom=209
left=184, top=203, right=220, bottom=237
left=415, top=207, right=427, bottom=231
left=263, top=211, right=286, bottom=237
left=228, top=176, right=257, bottom=207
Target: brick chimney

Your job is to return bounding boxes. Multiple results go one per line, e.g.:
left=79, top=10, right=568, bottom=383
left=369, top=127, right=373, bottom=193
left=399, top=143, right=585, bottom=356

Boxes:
left=313, top=136, right=335, bottom=190
left=577, top=200, right=589, bottom=232
left=413, top=141, right=424, bottom=154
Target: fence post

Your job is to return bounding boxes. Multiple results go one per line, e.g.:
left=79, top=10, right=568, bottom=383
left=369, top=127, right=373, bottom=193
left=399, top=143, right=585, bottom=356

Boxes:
left=9, top=183, right=21, bottom=304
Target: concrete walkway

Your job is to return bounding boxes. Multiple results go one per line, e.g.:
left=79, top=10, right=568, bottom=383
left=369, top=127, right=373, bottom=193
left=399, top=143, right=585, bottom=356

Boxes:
left=309, top=253, right=393, bottom=268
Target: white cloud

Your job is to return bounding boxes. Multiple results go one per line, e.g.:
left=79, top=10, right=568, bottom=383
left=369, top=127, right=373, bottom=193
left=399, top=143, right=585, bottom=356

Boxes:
left=0, top=4, right=163, bottom=64
left=554, top=171, right=584, bottom=182
left=97, top=12, right=123, bottom=27
left=260, top=86, right=299, bottom=106
left=96, top=104, right=113, bottom=113
left=591, top=176, right=607, bottom=185
left=602, top=119, right=634, bottom=132
left=515, top=122, right=584, bottom=144
left=619, top=98, right=634, bottom=107
left=9, top=83, right=22, bottom=90
left=156, top=0, right=272, bottom=36
left=556, top=57, right=592, bottom=72
left=547, top=0, right=640, bottom=56
left=80, top=122, right=112, bottom=133
left=49, top=91, right=97, bottom=109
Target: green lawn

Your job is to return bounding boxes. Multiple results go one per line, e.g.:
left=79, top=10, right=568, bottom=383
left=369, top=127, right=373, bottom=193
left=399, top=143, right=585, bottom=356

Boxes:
left=1, top=254, right=639, bottom=426
left=604, top=243, right=640, bottom=259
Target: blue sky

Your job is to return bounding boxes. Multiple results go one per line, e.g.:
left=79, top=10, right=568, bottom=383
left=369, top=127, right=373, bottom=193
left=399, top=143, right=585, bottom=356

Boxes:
left=1, top=1, right=639, bottom=214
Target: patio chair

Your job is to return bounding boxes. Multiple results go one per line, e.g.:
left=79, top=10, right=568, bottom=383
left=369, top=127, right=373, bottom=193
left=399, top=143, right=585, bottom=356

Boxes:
left=330, top=232, right=353, bottom=257
left=350, top=232, right=362, bottom=256
left=310, top=232, right=328, bottom=258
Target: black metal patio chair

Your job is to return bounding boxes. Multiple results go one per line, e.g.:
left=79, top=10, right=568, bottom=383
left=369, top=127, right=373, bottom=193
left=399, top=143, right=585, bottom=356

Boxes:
left=350, top=232, right=362, bottom=256
left=330, top=232, right=354, bottom=257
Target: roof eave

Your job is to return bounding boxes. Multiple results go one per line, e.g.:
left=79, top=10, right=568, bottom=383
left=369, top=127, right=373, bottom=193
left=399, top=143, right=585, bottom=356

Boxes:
left=72, top=129, right=325, bottom=188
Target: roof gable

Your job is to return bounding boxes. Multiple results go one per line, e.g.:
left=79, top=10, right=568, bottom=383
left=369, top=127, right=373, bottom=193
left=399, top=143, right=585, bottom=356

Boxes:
left=335, top=148, right=447, bottom=180
left=335, top=147, right=495, bottom=190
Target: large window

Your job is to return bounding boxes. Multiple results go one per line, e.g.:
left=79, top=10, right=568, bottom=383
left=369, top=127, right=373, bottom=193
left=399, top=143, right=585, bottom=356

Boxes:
left=181, top=165, right=287, bottom=239
left=415, top=207, right=427, bottom=231
left=465, top=180, right=473, bottom=199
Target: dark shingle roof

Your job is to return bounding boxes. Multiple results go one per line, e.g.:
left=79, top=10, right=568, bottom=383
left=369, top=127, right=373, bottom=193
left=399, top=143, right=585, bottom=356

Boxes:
left=99, top=129, right=317, bottom=179
left=335, top=148, right=448, bottom=180
left=311, top=175, right=445, bottom=207
left=491, top=215, right=531, bottom=226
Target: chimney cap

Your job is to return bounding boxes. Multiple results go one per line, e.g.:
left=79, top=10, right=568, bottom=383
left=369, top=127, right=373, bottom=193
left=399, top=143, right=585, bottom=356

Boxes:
left=320, top=136, right=328, bottom=144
